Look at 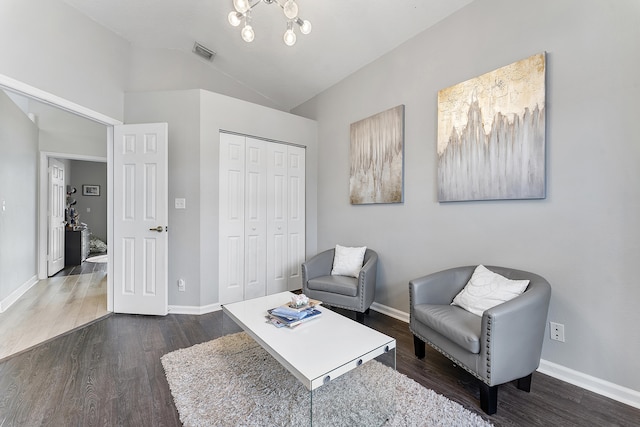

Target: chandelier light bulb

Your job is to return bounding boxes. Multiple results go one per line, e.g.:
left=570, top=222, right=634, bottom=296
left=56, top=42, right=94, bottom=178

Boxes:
left=228, top=11, right=242, bottom=27
left=283, top=0, right=298, bottom=19
left=299, top=19, right=312, bottom=35
left=284, top=28, right=296, bottom=46
left=233, top=0, right=250, bottom=13
left=241, top=24, right=255, bottom=42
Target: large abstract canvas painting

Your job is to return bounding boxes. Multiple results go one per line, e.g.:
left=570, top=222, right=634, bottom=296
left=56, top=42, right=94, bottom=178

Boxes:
left=350, top=105, right=405, bottom=204
left=437, top=53, right=546, bottom=202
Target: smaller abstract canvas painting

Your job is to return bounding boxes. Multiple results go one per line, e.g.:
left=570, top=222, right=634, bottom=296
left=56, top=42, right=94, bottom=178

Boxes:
left=350, top=105, right=405, bottom=204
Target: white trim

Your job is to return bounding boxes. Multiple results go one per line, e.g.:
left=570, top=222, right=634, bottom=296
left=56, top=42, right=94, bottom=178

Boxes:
left=168, top=303, right=222, bottom=315
left=0, top=275, right=38, bottom=313
left=370, top=301, right=409, bottom=323
left=0, top=74, right=122, bottom=126
left=106, top=127, right=114, bottom=312
left=538, top=359, right=640, bottom=410
left=371, top=301, right=640, bottom=410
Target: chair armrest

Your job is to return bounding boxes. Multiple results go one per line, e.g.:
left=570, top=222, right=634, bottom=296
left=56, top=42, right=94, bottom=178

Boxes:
left=481, top=277, right=552, bottom=385
left=409, top=266, right=476, bottom=307
left=358, top=250, right=378, bottom=289
left=302, top=249, right=334, bottom=283
left=358, top=250, right=378, bottom=308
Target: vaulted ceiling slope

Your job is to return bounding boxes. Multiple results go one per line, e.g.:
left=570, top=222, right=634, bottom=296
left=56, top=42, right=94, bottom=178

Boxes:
left=62, top=0, right=474, bottom=111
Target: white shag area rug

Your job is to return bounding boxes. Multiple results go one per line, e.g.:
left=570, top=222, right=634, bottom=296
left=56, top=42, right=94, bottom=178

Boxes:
left=85, top=254, right=108, bottom=263
left=161, top=332, right=493, bottom=427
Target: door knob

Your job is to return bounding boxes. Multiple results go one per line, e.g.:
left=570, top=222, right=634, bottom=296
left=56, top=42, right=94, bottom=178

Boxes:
left=149, top=226, right=164, bottom=232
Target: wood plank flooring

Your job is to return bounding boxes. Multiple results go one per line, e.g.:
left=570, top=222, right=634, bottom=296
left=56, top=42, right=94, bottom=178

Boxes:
left=0, top=262, right=109, bottom=361
left=0, top=305, right=638, bottom=426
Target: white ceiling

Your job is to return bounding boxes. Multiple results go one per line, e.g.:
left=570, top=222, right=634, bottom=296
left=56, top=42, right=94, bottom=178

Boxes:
left=62, top=0, right=474, bottom=110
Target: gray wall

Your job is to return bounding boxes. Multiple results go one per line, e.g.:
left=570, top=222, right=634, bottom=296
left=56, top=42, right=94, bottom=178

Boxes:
left=69, top=160, right=107, bottom=242
left=0, top=90, right=38, bottom=302
left=0, top=0, right=129, bottom=121
left=124, top=89, right=318, bottom=308
left=293, top=0, right=640, bottom=392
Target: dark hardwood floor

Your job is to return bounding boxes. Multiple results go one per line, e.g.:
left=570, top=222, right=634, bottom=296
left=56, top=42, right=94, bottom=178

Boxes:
left=0, top=306, right=638, bottom=426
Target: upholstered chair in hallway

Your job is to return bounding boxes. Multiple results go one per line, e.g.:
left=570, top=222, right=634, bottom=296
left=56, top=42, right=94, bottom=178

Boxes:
left=409, top=265, right=551, bottom=415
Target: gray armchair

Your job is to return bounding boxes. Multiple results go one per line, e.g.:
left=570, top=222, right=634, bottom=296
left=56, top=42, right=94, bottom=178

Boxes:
left=302, top=248, right=378, bottom=322
left=409, top=265, right=551, bottom=415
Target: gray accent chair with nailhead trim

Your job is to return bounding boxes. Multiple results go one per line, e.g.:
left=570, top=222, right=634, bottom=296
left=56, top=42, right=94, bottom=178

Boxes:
left=302, top=248, right=378, bottom=323
left=409, top=265, right=551, bottom=415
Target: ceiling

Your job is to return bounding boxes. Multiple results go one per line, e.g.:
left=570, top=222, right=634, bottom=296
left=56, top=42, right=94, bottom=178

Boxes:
left=62, top=0, right=474, bottom=111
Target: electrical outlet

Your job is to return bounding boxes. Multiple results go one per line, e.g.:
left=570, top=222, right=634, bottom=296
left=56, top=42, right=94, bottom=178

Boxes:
left=178, top=279, right=186, bottom=292
left=550, top=322, right=565, bottom=342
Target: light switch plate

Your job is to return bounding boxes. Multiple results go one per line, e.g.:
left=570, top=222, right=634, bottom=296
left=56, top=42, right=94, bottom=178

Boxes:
left=175, top=198, right=186, bottom=209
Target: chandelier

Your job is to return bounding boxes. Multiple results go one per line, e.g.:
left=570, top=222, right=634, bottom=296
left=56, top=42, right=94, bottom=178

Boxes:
left=228, top=0, right=312, bottom=46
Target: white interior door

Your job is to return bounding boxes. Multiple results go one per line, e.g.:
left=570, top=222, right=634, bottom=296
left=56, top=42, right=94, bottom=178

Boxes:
left=113, top=123, right=168, bottom=315
left=48, top=158, right=66, bottom=276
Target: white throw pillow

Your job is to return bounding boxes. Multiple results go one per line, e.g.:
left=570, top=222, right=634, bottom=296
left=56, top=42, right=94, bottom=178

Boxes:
left=331, top=245, right=367, bottom=278
left=451, top=265, right=530, bottom=316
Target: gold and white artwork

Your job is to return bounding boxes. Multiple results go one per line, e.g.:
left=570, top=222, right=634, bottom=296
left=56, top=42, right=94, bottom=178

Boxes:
left=350, top=105, right=405, bottom=204
left=437, top=53, right=546, bottom=201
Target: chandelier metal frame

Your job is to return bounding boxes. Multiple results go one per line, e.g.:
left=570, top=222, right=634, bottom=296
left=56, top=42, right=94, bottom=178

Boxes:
left=228, top=0, right=312, bottom=46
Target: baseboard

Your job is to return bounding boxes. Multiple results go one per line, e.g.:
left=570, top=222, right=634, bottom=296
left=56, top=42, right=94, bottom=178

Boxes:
left=168, top=303, right=221, bottom=315
left=538, top=359, right=640, bottom=410
left=370, top=301, right=409, bottom=323
left=371, top=301, right=640, bottom=410
left=0, top=275, right=38, bottom=313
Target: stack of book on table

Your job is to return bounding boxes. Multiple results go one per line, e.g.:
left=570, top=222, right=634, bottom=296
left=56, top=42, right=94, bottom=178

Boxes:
left=267, top=301, right=322, bottom=328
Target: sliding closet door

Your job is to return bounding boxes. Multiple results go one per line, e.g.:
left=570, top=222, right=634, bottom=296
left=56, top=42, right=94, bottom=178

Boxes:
left=287, top=145, right=305, bottom=291
left=266, top=143, right=288, bottom=294
left=244, top=138, right=267, bottom=299
left=219, top=133, right=245, bottom=304
left=267, top=144, right=306, bottom=292
left=219, top=132, right=305, bottom=304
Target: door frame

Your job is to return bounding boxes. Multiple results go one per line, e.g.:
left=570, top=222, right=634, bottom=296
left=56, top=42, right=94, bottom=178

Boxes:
left=1, top=73, right=122, bottom=312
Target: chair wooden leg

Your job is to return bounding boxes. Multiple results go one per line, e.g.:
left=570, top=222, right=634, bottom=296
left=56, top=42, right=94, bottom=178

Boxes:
left=356, top=311, right=365, bottom=323
left=479, top=382, right=498, bottom=415
left=413, top=335, right=425, bottom=359
left=517, top=373, right=533, bottom=392
left=364, top=308, right=370, bottom=315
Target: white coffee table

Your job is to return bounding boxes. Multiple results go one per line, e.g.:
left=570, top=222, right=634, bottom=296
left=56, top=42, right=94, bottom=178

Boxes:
left=223, top=291, right=396, bottom=424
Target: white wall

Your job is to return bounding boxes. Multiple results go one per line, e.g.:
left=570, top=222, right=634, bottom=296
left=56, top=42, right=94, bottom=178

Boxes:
left=292, top=0, right=640, bottom=394
left=0, top=91, right=38, bottom=303
left=126, top=46, right=283, bottom=111
left=124, top=89, right=317, bottom=308
left=0, top=0, right=130, bottom=121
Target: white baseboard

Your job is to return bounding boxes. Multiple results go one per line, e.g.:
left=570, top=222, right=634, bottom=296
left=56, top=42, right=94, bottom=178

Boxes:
left=0, top=275, right=38, bottom=313
left=168, top=303, right=221, bottom=315
left=537, top=359, right=640, bottom=410
left=370, top=301, right=640, bottom=410
left=370, top=301, right=410, bottom=323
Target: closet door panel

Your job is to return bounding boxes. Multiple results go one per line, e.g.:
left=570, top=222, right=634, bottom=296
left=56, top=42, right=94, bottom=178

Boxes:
left=219, top=133, right=246, bottom=304
left=244, top=138, right=267, bottom=299
left=267, top=143, right=288, bottom=294
left=287, top=146, right=306, bottom=290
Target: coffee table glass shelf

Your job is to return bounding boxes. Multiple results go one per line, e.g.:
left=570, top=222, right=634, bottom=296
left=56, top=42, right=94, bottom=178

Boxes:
left=223, top=291, right=396, bottom=426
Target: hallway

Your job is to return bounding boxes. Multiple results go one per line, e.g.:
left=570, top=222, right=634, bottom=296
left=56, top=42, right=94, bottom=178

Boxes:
left=0, top=261, right=109, bottom=361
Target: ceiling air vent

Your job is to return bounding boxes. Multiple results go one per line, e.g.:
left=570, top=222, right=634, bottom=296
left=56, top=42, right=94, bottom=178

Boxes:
left=193, top=42, right=216, bottom=61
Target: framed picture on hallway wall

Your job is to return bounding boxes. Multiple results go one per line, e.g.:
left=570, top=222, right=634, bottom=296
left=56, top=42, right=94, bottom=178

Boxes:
left=349, top=105, right=405, bottom=204
left=82, top=184, right=100, bottom=196
left=437, top=53, right=546, bottom=202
